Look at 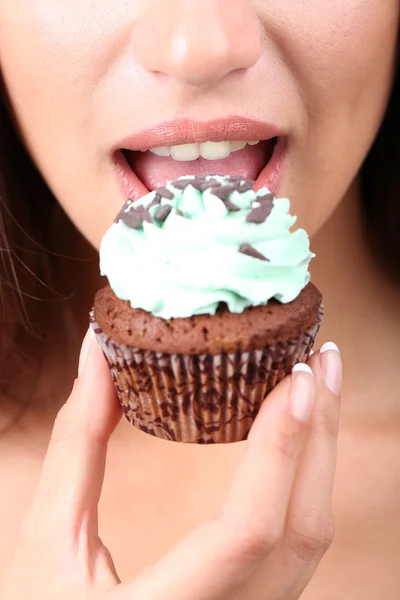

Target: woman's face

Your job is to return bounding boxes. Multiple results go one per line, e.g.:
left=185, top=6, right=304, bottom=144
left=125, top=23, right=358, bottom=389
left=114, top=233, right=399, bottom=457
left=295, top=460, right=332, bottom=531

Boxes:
left=0, top=1, right=398, bottom=247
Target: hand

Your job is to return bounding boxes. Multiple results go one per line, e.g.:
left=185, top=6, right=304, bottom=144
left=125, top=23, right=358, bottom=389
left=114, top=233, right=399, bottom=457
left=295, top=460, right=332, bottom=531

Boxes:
left=0, top=331, right=342, bottom=600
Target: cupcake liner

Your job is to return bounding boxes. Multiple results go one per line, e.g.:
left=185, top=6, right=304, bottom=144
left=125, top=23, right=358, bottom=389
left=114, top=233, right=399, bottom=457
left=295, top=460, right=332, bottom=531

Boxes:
left=90, top=305, right=323, bottom=444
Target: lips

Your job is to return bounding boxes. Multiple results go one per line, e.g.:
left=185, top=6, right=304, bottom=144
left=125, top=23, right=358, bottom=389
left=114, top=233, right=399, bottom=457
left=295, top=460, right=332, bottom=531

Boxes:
left=113, top=117, right=287, bottom=200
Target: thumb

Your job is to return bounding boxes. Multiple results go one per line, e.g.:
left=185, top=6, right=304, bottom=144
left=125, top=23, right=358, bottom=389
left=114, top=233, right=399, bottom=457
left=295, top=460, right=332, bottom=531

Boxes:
left=29, top=328, right=121, bottom=542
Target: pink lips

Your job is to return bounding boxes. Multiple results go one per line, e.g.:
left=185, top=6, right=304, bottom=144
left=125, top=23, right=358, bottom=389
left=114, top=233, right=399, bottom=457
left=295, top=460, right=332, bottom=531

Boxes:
left=113, top=116, right=287, bottom=200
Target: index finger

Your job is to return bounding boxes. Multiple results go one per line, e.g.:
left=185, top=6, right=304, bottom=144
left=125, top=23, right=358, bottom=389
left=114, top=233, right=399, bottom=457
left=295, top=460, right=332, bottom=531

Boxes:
left=27, top=332, right=121, bottom=538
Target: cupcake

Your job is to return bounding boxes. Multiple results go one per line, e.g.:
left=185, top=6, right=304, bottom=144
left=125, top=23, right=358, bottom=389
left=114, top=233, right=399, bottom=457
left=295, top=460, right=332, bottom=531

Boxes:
left=91, top=175, right=322, bottom=443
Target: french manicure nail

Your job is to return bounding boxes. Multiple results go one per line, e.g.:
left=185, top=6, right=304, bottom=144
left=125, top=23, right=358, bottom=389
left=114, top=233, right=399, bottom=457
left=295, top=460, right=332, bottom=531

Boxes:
left=292, top=363, right=314, bottom=375
left=291, top=363, right=315, bottom=422
left=320, top=341, right=340, bottom=354
left=319, top=342, right=342, bottom=395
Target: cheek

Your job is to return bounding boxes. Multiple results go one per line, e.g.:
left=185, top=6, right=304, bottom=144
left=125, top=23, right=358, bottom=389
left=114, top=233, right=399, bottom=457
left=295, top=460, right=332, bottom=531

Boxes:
left=0, top=1, right=135, bottom=246
left=270, top=0, right=399, bottom=232
left=0, top=1, right=131, bottom=106
left=299, top=1, right=398, bottom=138
left=270, top=0, right=398, bottom=118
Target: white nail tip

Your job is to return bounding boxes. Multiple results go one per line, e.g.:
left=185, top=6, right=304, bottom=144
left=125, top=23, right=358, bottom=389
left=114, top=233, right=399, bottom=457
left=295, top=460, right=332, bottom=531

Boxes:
left=89, top=326, right=95, bottom=338
left=320, top=342, right=340, bottom=354
left=292, top=363, right=314, bottom=376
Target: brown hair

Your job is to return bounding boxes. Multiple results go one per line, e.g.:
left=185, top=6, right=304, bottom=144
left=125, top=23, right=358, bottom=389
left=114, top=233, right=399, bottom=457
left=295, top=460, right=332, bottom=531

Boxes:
left=0, top=86, right=96, bottom=417
left=0, top=51, right=399, bottom=414
left=361, top=51, right=400, bottom=281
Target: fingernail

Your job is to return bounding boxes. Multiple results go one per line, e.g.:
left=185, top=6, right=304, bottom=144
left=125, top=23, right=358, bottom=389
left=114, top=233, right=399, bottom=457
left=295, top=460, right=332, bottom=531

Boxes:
left=319, top=342, right=342, bottom=396
left=320, top=342, right=340, bottom=354
left=78, top=328, right=93, bottom=377
left=291, top=363, right=315, bottom=422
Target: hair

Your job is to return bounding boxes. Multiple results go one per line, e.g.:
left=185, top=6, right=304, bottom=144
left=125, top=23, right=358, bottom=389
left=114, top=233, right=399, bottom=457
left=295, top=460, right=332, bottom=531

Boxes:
left=0, top=47, right=399, bottom=415
left=0, top=82, right=96, bottom=417
left=362, top=44, right=400, bottom=282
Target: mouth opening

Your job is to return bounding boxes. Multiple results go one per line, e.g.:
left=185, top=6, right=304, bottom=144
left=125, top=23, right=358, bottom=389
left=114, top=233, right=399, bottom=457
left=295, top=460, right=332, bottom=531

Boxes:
left=116, top=136, right=285, bottom=200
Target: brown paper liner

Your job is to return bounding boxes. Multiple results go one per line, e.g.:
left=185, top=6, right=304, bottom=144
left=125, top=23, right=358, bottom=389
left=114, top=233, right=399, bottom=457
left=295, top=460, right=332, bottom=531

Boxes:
left=90, top=305, right=323, bottom=444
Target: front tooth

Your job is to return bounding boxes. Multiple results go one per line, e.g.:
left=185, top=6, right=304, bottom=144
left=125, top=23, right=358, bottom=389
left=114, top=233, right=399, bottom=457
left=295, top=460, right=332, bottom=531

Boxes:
left=230, top=141, right=247, bottom=152
left=248, top=140, right=260, bottom=146
left=149, top=146, right=171, bottom=157
left=200, top=141, right=231, bottom=160
left=170, top=143, right=200, bottom=161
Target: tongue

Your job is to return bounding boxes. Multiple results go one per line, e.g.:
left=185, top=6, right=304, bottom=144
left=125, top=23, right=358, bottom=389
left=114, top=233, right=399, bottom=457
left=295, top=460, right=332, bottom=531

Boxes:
left=130, top=142, right=269, bottom=190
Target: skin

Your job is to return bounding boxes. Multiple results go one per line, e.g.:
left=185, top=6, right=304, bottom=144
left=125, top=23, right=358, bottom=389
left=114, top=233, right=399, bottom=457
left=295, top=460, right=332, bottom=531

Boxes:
left=0, top=0, right=400, bottom=597
left=1, top=339, right=343, bottom=599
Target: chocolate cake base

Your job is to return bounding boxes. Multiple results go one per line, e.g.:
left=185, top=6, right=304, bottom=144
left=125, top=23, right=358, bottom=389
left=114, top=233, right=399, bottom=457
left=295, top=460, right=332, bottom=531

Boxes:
left=92, top=283, right=323, bottom=443
left=94, top=283, right=321, bottom=354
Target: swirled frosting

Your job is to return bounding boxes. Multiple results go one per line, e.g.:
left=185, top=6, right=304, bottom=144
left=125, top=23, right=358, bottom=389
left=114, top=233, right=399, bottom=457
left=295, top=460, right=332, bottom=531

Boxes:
left=100, top=175, right=314, bottom=319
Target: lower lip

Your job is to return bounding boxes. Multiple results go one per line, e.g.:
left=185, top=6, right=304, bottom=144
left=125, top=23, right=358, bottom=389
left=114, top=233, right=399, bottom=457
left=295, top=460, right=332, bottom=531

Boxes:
left=113, top=137, right=288, bottom=201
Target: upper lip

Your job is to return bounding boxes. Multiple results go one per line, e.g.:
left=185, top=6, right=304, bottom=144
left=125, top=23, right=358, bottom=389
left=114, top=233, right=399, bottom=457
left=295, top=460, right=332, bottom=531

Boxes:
left=117, top=117, right=284, bottom=152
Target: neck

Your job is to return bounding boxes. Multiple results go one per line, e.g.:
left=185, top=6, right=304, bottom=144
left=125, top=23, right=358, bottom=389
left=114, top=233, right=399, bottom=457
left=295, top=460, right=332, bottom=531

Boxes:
left=311, top=179, right=400, bottom=428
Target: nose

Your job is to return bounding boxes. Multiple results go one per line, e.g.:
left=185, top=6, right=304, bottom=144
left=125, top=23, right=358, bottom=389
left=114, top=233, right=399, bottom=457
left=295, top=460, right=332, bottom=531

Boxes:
left=133, top=0, right=261, bottom=88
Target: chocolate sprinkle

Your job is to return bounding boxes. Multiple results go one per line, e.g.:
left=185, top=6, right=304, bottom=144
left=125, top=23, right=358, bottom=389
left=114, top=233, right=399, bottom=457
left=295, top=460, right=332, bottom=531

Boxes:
left=258, top=192, right=275, bottom=204
left=211, top=185, right=236, bottom=201
left=237, top=181, right=254, bottom=193
left=147, top=195, right=162, bottom=210
left=206, top=178, right=222, bottom=187
left=222, top=175, right=242, bottom=182
left=114, top=198, right=133, bottom=223
left=156, top=187, right=174, bottom=200
left=171, top=175, right=255, bottom=197
left=222, top=199, right=241, bottom=212
left=154, top=205, right=172, bottom=222
left=172, top=178, right=204, bottom=191
left=120, top=205, right=153, bottom=229
left=239, top=244, right=270, bottom=261
left=246, top=196, right=274, bottom=224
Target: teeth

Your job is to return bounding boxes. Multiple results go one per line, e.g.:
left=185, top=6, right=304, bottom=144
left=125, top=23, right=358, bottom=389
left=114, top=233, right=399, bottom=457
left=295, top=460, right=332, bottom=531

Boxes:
left=171, top=143, right=200, bottom=161
left=149, top=140, right=260, bottom=161
left=149, top=146, right=170, bottom=157
left=200, top=141, right=231, bottom=160
left=230, top=140, right=247, bottom=152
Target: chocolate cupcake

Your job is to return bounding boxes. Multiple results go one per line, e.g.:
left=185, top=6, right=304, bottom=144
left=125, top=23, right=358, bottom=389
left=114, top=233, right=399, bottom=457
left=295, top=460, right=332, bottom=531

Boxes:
left=91, top=175, right=323, bottom=443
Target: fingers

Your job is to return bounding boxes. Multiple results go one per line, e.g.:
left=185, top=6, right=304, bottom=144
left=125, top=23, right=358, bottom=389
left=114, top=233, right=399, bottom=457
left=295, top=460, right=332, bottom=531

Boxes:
left=284, top=343, right=342, bottom=569
left=221, top=364, right=315, bottom=551
left=118, top=365, right=317, bottom=600
left=318, top=342, right=342, bottom=397
left=28, top=328, right=121, bottom=541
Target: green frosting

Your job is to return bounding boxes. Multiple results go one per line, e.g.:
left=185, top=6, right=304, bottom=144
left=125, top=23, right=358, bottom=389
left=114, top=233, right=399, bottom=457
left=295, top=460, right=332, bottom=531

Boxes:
left=100, top=175, right=314, bottom=319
